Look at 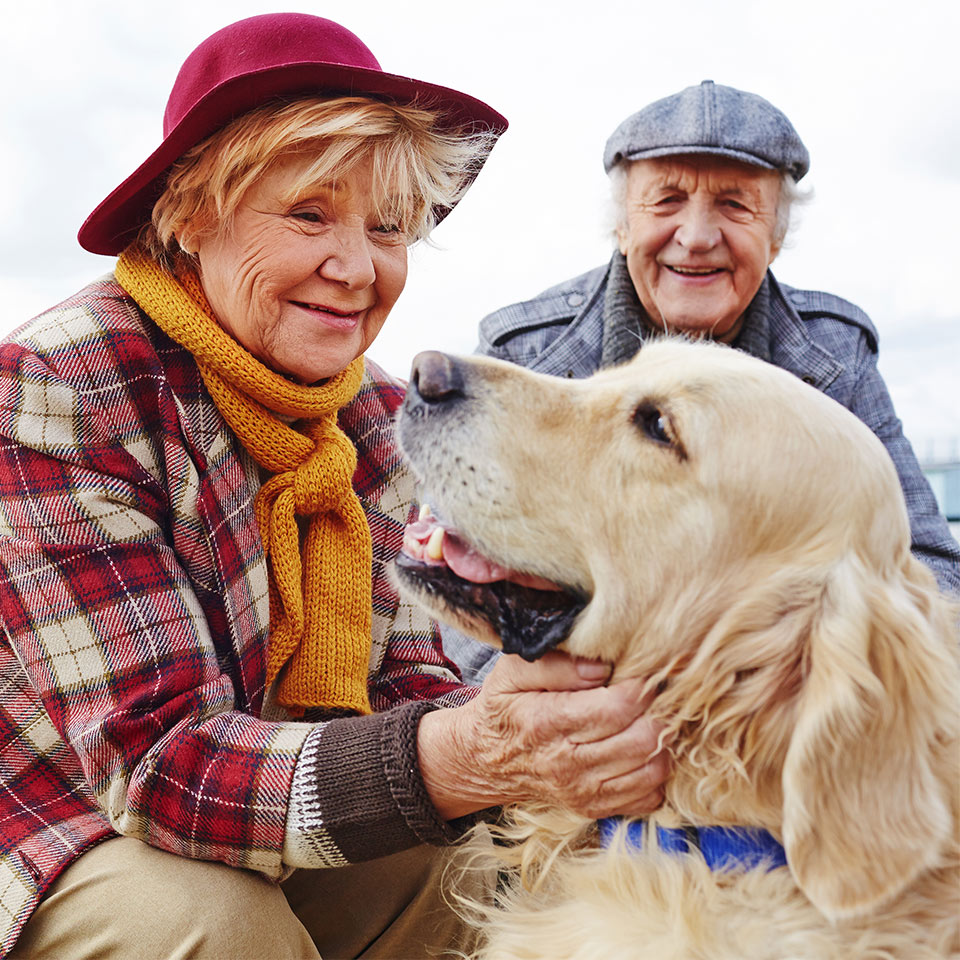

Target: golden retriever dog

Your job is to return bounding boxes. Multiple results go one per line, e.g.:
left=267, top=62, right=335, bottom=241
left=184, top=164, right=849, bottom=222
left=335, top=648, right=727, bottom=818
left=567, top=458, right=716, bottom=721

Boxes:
left=393, top=339, right=960, bottom=960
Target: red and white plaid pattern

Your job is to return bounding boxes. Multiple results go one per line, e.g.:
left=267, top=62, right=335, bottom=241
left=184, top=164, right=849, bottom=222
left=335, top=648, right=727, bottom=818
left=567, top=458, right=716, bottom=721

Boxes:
left=0, top=276, right=468, bottom=955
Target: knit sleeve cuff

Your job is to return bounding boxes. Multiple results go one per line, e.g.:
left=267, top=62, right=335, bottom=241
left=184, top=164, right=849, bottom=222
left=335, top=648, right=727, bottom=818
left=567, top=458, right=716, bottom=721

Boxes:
left=283, top=702, right=469, bottom=868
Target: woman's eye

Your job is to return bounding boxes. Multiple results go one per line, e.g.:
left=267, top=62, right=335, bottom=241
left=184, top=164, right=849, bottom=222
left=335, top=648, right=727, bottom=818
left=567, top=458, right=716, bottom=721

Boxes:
left=373, top=223, right=402, bottom=236
left=633, top=403, right=672, bottom=445
left=292, top=210, right=322, bottom=223
left=723, top=199, right=748, bottom=211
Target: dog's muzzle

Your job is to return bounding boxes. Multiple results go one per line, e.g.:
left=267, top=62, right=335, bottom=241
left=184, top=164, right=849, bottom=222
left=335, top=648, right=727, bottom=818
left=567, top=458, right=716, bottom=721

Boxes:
left=396, top=352, right=586, bottom=661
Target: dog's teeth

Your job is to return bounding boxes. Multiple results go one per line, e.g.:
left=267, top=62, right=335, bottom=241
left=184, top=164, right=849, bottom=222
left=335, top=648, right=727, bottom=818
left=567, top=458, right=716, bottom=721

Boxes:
left=419, top=503, right=433, bottom=521
left=426, top=526, right=445, bottom=560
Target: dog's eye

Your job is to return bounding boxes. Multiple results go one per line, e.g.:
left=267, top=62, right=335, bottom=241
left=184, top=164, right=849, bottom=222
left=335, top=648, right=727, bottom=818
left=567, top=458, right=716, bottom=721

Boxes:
left=634, top=403, right=673, bottom=446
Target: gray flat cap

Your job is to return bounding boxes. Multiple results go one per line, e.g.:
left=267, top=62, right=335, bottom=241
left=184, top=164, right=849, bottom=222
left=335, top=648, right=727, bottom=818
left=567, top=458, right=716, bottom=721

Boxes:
left=603, top=80, right=809, bottom=181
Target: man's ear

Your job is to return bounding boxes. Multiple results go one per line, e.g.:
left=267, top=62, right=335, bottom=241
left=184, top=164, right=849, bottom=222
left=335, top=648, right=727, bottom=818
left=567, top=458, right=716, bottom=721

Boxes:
left=766, top=235, right=783, bottom=267
left=616, top=226, right=629, bottom=256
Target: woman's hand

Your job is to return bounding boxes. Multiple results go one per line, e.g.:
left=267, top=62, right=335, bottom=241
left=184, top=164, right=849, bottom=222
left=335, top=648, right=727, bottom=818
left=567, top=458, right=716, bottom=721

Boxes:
left=416, top=651, right=670, bottom=820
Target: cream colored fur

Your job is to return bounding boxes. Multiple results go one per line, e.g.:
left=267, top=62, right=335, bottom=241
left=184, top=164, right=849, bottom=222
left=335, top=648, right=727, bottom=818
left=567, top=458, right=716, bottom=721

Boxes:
left=398, top=340, right=960, bottom=959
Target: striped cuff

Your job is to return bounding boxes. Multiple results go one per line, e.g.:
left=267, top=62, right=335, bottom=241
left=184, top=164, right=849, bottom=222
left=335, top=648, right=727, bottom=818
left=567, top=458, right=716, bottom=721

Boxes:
left=283, top=701, right=462, bottom=868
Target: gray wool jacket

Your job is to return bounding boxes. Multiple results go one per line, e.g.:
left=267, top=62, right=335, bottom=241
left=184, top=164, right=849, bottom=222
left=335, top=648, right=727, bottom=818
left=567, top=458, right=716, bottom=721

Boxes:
left=444, top=254, right=960, bottom=684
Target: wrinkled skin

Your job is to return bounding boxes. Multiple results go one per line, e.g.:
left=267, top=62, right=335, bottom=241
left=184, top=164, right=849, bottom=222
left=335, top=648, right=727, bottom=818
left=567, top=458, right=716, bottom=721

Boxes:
left=417, top=652, right=668, bottom=820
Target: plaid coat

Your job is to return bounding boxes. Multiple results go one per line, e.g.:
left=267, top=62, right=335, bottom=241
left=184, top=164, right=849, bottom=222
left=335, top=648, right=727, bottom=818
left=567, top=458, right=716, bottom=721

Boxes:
left=0, top=275, right=470, bottom=956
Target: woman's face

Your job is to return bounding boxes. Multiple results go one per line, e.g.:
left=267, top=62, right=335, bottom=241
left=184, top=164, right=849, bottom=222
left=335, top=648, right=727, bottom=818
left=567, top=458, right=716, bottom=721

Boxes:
left=192, top=155, right=408, bottom=383
left=616, top=155, right=781, bottom=342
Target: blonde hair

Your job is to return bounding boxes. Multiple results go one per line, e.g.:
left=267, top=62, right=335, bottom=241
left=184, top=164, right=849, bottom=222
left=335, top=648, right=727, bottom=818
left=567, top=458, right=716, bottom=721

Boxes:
left=140, top=95, right=496, bottom=262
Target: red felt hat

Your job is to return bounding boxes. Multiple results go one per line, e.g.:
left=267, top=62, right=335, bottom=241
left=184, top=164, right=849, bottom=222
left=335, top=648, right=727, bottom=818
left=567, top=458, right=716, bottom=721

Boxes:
left=78, top=12, right=508, bottom=255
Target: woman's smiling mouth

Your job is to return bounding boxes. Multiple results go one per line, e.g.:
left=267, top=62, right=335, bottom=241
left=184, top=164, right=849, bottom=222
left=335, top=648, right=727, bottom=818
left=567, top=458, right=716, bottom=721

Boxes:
left=291, top=300, right=365, bottom=329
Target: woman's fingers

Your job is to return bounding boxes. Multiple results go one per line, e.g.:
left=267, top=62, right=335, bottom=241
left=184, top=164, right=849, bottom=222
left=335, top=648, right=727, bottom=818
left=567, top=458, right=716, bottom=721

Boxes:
left=484, top=650, right=613, bottom=694
left=563, top=679, right=658, bottom=745
left=484, top=654, right=656, bottom=747
left=417, top=652, right=672, bottom=819
left=513, top=707, right=671, bottom=816
left=568, top=731, right=673, bottom=819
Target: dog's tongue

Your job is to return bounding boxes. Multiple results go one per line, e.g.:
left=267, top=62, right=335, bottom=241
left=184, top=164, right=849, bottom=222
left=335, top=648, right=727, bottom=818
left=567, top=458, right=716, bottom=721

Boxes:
left=402, top=513, right=561, bottom=591
left=442, top=530, right=515, bottom=583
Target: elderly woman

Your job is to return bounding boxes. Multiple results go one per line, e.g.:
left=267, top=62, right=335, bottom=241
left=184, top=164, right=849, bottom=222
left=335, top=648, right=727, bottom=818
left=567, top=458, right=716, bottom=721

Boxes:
left=0, top=14, right=669, bottom=960
left=447, top=79, right=960, bottom=683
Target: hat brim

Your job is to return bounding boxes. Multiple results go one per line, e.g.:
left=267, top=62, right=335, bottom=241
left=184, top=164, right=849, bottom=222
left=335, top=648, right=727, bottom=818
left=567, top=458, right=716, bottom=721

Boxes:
left=608, top=144, right=778, bottom=174
left=78, top=61, right=507, bottom=255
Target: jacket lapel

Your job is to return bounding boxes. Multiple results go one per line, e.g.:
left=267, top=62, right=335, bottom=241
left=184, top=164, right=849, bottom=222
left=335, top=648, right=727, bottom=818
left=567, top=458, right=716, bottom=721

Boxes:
left=166, top=349, right=270, bottom=715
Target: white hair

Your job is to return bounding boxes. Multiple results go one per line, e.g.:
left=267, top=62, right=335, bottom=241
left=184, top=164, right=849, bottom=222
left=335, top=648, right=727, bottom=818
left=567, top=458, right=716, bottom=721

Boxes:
left=607, top=160, right=812, bottom=250
left=772, top=172, right=812, bottom=249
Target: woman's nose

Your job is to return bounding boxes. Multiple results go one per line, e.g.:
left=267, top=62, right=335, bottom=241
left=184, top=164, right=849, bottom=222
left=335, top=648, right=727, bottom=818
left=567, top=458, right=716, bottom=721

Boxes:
left=318, top=223, right=376, bottom=289
left=673, top=203, right=721, bottom=251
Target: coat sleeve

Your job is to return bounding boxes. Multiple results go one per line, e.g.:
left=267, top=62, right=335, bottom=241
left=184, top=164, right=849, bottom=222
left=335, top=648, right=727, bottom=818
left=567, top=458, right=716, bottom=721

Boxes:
left=844, top=333, right=960, bottom=595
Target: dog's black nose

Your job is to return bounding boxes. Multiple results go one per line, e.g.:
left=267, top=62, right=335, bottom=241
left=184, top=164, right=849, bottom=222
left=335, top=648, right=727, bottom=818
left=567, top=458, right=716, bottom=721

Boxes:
left=410, top=351, right=465, bottom=403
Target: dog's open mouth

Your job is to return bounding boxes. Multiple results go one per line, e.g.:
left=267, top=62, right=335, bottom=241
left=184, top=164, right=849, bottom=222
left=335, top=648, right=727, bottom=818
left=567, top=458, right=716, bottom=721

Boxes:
left=396, top=506, right=586, bottom=661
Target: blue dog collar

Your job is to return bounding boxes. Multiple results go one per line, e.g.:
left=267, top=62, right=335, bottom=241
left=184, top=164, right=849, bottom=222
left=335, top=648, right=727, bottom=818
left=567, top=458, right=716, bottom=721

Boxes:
left=598, top=817, right=787, bottom=872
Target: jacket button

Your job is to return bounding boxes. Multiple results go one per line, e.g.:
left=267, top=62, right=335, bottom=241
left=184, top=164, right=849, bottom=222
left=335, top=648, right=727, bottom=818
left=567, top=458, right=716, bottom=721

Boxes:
left=566, top=293, right=585, bottom=307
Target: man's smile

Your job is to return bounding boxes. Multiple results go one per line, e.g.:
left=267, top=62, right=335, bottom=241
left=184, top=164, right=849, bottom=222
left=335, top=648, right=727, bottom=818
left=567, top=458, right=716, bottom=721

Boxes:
left=663, top=265, right=726, bottom=276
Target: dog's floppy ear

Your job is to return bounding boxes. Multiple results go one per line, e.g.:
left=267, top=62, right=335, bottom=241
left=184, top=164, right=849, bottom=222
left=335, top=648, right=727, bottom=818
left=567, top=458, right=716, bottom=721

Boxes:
left=782, top=551, right=956, bottom=920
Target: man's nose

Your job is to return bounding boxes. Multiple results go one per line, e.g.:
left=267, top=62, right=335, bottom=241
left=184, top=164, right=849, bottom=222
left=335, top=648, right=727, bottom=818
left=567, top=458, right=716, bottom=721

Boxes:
left=673, top=202, right=721, bottom=251
left=318, top=223, right=377, bottom=289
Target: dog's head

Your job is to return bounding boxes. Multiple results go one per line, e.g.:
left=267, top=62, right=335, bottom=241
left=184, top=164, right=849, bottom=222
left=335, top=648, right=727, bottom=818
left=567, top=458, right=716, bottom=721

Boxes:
left=395, top=339, right=958, bottom=920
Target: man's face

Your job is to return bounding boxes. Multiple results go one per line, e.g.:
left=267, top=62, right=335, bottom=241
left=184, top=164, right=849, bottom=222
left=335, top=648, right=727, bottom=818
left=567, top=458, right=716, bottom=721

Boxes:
left=616, top=155, right=782, bottom=342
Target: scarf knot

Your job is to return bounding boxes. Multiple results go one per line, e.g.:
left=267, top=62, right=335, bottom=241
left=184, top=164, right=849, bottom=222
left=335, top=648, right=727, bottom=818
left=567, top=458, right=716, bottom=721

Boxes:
left=291, top=421, right=359, bottom=516
left=115, top=248, right=374, bottom=715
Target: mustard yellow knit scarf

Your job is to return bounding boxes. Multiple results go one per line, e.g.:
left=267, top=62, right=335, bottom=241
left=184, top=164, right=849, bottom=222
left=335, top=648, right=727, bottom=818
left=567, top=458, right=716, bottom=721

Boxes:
left=115, top=248, right=373, bottom=715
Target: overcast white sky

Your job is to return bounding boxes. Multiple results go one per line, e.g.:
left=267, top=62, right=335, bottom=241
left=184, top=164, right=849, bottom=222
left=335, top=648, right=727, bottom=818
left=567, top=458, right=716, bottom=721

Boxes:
left=2, top=0, right=958, bottom=461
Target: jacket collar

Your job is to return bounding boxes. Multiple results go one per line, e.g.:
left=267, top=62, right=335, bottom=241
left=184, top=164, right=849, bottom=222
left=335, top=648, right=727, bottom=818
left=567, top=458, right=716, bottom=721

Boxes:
left=599, top=252, right=647, bottom=368
left=756, top=273, right=845, bottom=392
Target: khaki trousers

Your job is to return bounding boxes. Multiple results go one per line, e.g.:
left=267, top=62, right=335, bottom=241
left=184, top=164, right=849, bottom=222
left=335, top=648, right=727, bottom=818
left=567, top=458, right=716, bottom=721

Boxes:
left=10, top=836, right=486, bottom=960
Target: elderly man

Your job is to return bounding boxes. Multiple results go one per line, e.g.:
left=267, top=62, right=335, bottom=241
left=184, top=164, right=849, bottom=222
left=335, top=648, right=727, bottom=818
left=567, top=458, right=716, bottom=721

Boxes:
left=448, top=80, right=960, bottom=683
